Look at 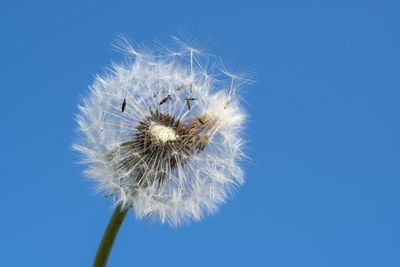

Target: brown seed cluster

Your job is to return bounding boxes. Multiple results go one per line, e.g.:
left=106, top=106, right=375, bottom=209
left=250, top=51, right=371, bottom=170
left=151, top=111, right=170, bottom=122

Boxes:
left=110, top=109, right=214, bottom=191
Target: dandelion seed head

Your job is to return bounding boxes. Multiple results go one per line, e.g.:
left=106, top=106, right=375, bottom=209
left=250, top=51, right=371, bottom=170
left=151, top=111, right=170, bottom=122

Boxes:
left=73, top=36, right=249, bottom=226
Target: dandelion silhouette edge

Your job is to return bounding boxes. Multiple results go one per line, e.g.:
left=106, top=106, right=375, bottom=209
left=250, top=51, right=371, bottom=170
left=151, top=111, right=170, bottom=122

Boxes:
left=73, top=37, right=249, bottom=226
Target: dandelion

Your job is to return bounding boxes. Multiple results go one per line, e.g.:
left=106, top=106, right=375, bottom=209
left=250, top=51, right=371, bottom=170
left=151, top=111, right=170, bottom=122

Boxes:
left=73, top=36, right=249, bottom=266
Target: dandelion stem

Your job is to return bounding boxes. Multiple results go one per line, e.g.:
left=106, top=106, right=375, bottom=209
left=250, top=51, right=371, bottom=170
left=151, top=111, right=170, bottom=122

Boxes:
left=93, top=204, right=128, bottom=267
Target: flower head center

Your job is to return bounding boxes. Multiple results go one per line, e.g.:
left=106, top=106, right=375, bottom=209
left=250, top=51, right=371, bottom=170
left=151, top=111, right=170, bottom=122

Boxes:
left=149, top=124, right=179, bottom=143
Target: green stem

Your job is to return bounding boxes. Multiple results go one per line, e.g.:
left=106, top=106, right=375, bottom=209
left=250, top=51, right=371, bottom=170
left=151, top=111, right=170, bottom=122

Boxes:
left=93, top=204, right=128, bottom=267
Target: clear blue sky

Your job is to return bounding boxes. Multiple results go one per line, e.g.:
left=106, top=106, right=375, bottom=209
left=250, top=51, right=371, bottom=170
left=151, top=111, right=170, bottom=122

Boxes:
left=1, top=1, right=399, bottom=266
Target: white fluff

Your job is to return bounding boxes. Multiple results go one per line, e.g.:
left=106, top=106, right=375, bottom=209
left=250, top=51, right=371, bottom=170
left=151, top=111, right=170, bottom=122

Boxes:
left=73, top=37, right=249, bottom=226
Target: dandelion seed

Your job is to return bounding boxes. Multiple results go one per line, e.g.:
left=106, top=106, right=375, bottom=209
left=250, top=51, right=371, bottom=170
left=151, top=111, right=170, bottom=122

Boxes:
left=73, top=37, right=249, bottom=226
left=121, top=97, right=127, bottom=112
left=176, top=84, right=185, bottom=91
left=159, top=94, right=172, bottom=105
left=224, top=101, right=229, bottom=109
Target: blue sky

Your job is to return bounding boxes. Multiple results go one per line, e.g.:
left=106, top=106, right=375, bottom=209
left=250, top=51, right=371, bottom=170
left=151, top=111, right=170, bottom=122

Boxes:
left=1, top=0, right=399, bottom=266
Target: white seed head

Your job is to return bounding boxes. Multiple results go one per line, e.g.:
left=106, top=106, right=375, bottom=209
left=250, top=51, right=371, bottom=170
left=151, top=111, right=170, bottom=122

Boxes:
left=149, top=124, right=179, bottom=143
left=73, top=36, right=250, bottom=226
